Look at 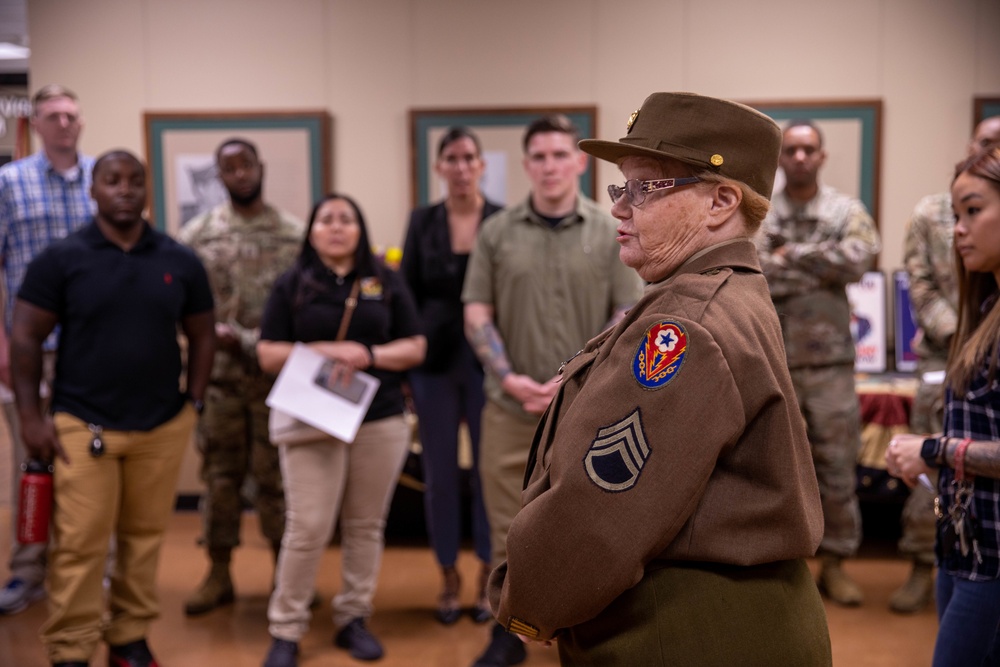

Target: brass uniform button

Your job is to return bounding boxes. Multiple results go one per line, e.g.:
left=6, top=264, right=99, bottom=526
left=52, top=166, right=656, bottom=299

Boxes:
left=710, top=154, right=724, bottom=166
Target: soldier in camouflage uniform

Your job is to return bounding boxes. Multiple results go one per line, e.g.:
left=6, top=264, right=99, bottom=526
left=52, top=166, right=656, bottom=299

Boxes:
left=757, top=120, right=880, bottom=607
left=894, top=116, right=1000, bottom=613
left=178, top=139, right=305, bottom=616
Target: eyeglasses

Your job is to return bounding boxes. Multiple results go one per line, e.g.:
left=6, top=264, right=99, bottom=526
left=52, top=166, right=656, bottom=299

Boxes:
left=608, top=177, right=701, bottom=206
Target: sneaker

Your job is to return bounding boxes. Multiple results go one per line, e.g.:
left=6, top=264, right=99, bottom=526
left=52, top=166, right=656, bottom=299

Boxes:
left=263, top=638, right=299, bottom=667
left=108, top=637, right=159, bottom=667
left=334, top=617, right=384, bottom=661
left=0, top=577, right=45, bottom=615
left=471, top=623, right=527, bottom=667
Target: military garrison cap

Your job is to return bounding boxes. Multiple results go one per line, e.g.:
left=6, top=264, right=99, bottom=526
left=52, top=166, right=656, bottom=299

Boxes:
left=579, top=92, right=781, bottom=200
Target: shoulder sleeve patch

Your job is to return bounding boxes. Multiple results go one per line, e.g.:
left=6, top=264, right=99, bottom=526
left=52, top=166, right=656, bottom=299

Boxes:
left=583, top=408, right=650, bottom=492
left=632, top=319, right=688, bottom=389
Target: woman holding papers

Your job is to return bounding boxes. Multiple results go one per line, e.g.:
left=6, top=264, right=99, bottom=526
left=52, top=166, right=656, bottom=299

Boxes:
left=257, top=193, right=425, bottom=667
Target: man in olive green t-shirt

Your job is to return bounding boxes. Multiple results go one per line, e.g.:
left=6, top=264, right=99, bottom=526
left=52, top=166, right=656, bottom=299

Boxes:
left=461, top=114, right=642, bottom=667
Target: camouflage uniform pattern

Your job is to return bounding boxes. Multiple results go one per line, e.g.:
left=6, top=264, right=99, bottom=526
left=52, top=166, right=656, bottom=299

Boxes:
left=900, top=192, right=958, bottom=564
left=757, top=185, right=880, bottom=557
left=179, top=203, right=304, bottom=551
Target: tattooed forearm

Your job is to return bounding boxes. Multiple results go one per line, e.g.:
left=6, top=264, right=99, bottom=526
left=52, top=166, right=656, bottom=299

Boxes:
left=469, top=321, right=513, bottom=380
left=944, top=437, right=1000, bottom=479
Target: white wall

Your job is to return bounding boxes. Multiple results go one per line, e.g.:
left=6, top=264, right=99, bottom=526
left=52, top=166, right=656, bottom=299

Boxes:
left=27, top=0, right=1000, bottom=269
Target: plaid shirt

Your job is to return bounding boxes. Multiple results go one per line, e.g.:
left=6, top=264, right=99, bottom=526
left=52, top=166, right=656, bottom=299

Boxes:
left=940, top=364, right=1000, bottom=580
left=0, top=151, right=95, bottom=345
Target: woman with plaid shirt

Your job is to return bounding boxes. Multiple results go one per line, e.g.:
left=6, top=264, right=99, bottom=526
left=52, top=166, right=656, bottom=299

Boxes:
left=888, top=143, right=1000, bottom=667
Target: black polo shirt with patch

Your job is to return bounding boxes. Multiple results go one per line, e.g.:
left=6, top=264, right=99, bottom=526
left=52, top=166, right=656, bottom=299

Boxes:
left=18, top=221, right=214, bottom=431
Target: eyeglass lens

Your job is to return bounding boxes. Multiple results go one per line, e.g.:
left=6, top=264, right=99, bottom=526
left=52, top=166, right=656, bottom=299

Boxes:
left=607, top=180, right=645, bottom=206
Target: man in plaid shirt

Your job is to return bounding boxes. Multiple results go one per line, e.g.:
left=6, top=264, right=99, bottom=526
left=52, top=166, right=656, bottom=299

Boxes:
left=0, top=84, right=94, bottom=615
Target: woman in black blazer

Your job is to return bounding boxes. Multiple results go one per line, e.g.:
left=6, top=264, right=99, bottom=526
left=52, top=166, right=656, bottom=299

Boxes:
left=401, top=128, right=501, bottom=625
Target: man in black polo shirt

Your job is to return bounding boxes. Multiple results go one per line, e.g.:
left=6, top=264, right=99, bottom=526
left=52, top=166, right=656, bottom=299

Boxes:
left=10, top=150, right=216, bottom=667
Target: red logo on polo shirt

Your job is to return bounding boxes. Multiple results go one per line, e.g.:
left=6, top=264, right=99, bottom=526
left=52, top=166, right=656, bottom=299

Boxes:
left=163, top=273, right=173, bottom=284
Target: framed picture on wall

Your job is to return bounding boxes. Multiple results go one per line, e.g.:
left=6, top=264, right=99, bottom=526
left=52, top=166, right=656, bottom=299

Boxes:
left=975, top=96, right=1000, bottom=125
left=409, top=106, right=598, bottom=209
left=740, top=99, right=883, bottom=227
left=144, top=111, right=331, bottom=235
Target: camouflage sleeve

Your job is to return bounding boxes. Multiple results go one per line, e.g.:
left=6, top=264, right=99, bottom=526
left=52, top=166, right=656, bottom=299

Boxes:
left=903, top=198, right=957, bottom=346
left=755, top=217, right=822, bottom=298
left=176, top=213, right=205, bottom=247
left=231, top=322, right=261, bottom=363
left=782, top=200, right=880, bottom=286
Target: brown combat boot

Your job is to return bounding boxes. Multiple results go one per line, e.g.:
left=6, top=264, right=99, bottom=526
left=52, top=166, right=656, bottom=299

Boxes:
left=818, top=554, right=863, bottom=606
left=889, top=562, right=934, bottom=613
left=184, top=557, right=235, bottom=616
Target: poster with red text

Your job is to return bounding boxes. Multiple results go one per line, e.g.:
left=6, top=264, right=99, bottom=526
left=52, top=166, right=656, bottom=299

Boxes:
left=846, top=271, right=886, bottom=373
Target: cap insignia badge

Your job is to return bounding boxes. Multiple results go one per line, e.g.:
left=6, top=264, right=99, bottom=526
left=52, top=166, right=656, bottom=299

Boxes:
left=626, top=110, right=639, bottom=133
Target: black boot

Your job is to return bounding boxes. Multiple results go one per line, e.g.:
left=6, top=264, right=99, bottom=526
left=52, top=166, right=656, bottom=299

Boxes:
left=471, top=623, right=527, bottom=667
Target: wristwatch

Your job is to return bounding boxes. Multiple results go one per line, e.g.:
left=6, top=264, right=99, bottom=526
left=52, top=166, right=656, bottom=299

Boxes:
left=920, top=436, right=942, bottom=467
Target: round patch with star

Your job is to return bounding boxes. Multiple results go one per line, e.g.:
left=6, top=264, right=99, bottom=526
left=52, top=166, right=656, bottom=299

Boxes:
left=632, top=320, right=688, bottom=389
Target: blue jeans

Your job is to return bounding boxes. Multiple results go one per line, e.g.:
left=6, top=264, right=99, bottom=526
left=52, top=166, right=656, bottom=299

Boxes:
left=934, top=570, right=1000, bottom=666
left=409, top=342, right=490, bottom=566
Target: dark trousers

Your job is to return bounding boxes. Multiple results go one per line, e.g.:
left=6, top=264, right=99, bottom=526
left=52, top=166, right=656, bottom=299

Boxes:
left=934, top=571, right=1000, bottom=667
left=409, top=342, right=490, bottom=566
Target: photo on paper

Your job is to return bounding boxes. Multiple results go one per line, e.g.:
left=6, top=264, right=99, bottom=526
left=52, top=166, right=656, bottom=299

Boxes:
left=313, top=360, right=367, bottom=404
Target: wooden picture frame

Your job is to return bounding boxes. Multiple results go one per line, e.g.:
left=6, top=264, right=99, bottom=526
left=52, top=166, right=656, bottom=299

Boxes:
left=975, top=96, right=1000, bottom=125
left=409, top=106, right=598, bottom=209
left=741, top=99, right=883, bottom=226
left=144, top=110, right=331, bottom=234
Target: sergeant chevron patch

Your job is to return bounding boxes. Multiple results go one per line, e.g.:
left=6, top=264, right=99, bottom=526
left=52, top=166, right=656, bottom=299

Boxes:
left=583, top=408, right=650, bottom=492
left=633, top=319, right=687, bottom=389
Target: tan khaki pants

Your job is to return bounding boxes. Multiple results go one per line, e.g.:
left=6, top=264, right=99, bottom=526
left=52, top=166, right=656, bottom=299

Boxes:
left=268, top=415, right=409, bottom=640
left=42, top=406, right=194, bottom=663
left=479, top=401, right=538, bottom=568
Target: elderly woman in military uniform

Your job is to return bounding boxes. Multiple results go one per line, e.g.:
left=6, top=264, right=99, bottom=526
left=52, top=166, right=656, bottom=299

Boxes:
left=487, top=92, right=831, bottom=666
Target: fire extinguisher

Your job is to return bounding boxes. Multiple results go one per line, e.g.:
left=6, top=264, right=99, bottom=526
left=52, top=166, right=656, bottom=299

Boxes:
left=17, top=459, right=53, bottom=544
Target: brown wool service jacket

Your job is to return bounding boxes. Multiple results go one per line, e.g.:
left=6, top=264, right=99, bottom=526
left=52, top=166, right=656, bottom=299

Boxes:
left=489, top=239, right=823, bottom=641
